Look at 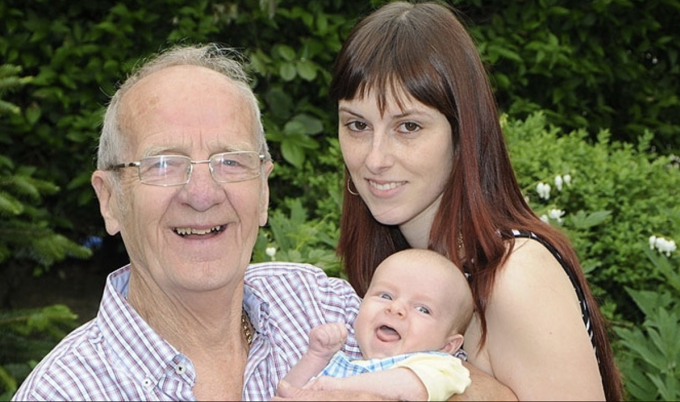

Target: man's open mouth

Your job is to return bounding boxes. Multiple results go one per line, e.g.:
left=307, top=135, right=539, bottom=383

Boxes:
left=173, top=225, right=225, bottom=236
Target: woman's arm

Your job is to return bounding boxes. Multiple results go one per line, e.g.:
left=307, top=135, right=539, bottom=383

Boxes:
left=274, top=362, right=516, bottom=402
left=273, top=380, right=386, bottom=401
left=304, top=368, right=428, bottom=401
left=467, top=239, right=605, bottom=401
left=447, top=361, right=517, bottom=401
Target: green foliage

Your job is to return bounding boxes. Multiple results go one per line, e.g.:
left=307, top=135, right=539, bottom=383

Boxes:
left=252, top=197, right=343, bottom=278
left=0, top=60, right=90, bottom=401
left=2, top=0, right=679, bottom=257
left=455, top=0, right=680, bottom=154
left=1, top=1, right=679, bottom=400
left=614, top=249, right=680, bottom=401
left=0, top=65, right=31, bottom=115
left=505, top=112, right=680, bottom=321
left=0, top=305, right=79, bottom=399
left=0, top=0, right=372, bottom=245
left=0, top=63, right=92, bottom=271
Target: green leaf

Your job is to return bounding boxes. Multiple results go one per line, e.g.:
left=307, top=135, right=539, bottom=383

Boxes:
left=625, top=287, right=674, bottom=319
left=12, top=175, right=41, bottom=200
left=281, top=139, right=305, bottom=168
left=486, top=44, right=522, bottom=63
left=0, top=99, right=20, bottom=115
left=296, top=59, right=317, bottom=81
left=567, top=210, right=611, bottom=229
left=291, top=113, right=323, bottom=135
left=283, top=120, right=306, bottom=136
left=279, top=62, right=296, bottom=81
left=24, top=103, right=41, bottom=126
left=276, top=45, right=296, bottom=61
left=0, top=192, right=23, bottom=215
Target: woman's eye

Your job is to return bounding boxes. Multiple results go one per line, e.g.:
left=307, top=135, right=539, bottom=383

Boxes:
left=400, top=122, right=421, bottom=132
left=347, top=121, right=369, bottom=131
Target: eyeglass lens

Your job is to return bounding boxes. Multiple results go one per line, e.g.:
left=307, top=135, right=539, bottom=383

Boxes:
left=137, top=152, right=261, bottom=186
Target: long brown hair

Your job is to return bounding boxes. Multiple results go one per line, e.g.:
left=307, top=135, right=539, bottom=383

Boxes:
left=330, top=1, right=622, bottom=400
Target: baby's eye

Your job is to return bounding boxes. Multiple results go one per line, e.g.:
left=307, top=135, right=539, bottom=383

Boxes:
left=416, top=306, right=430, bottom=315
left=346, top=121, right=369, bottom=131
left=379, top=293, right=393, bottom=300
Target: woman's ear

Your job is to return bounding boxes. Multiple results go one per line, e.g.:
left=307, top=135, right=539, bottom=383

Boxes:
left=91, top=170, right=122, bottom=236
left=440, top=333, right=465, bottom=354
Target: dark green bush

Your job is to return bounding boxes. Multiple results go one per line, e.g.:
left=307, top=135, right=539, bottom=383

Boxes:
left=505, top=112, right=680, bottom=322
left=455, top=0, right=680, bottom=154
left=2, top=1, right=680, bottom=399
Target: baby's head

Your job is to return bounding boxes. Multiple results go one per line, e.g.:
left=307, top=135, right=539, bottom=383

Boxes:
left=354, top=248, right=473, bottom=359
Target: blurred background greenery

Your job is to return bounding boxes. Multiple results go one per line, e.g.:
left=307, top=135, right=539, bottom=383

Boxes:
left=1, top=0, right=679, bottom=399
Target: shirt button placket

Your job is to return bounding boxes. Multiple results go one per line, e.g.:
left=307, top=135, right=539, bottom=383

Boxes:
left=142, top=377, right=155, bottom=390
left=175, top=364, right=187, bottom=375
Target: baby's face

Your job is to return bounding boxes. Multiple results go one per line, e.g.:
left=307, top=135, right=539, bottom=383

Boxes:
left=354, top=252, right=468, bottom=358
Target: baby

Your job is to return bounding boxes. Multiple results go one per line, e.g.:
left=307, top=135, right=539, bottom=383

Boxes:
left=279, top=248, right=474, bottom=401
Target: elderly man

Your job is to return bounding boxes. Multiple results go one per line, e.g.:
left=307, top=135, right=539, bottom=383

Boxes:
left=12, top=44, right=362, bottom=401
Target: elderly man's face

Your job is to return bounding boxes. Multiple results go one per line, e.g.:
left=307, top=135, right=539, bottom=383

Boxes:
left=93, top=65, right=272, bottom=295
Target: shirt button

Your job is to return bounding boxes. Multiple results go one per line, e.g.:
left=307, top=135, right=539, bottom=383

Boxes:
left=175, top=364, right=187, bottom=375
left=142, top=378, right=154, bottom=389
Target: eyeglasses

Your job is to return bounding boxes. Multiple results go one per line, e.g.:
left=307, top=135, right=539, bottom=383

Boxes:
left=108, top=151, right=266, bottom=187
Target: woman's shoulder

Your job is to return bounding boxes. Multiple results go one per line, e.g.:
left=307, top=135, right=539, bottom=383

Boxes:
left=491, top=233, right=582, bottom=313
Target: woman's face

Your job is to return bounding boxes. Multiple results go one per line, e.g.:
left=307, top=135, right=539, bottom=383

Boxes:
left=338, top=89, right=454, bottom=245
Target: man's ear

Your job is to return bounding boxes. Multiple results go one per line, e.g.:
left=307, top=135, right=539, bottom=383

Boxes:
left=440, top=333, right=465, bottom=354
left=259, top=161, right=274, bottom=227
left=91, top=170, right=122, bottom=236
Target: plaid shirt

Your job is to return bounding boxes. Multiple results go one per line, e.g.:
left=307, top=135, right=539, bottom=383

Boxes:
left=12, top=262, right=362, bottom=401
left=320, top=350, right=452, bottom=377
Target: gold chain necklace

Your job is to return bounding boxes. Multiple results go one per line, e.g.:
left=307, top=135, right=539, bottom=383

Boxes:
left=241, top=310, right=253, bottom=347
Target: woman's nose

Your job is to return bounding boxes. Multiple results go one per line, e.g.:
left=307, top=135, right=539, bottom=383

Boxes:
left=364, top=130, right=394, bottom=173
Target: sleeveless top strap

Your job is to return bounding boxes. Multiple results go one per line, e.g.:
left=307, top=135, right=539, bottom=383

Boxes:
left=510, top=229, right=598, bottom=360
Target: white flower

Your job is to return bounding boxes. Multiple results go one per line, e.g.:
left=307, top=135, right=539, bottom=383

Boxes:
left=266, top=247, right=277, bottom=259
left=555, top=175, right=563, bottom=191
left=650, top=235, right=677, bottom=256
left=658, top=238, right=677, bottom=257
left=540, top=214, right=549, bottom=223
left=563, top=174, right=572, bottom=186
left=548, top=208, right=565, bottom=223
left=536, top=182, right=551, bottom=200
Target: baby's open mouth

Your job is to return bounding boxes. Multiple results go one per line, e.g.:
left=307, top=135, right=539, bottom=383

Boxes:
left=376, top=325, right=401, bottom=342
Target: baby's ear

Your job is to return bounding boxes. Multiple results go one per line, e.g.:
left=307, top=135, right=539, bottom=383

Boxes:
left=440, top=333, right=464, bottom=354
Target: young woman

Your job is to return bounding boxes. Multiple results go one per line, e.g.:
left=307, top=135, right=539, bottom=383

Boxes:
left=330, top=1, right=623, bottom=400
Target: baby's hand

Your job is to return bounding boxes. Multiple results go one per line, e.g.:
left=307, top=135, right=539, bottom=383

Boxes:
left=307, top=322, right=347, bottom=358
